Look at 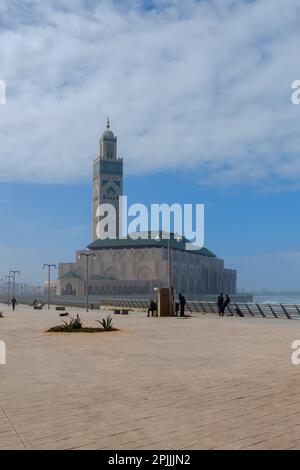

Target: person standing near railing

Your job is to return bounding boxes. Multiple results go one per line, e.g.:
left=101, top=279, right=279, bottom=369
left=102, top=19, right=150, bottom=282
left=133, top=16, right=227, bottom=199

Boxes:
left=217, top=293, right=224, bottom=316
left=222, top=294, right=231, bottom=316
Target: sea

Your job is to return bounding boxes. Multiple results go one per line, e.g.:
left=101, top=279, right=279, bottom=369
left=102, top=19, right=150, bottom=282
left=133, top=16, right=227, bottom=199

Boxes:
left=253, top=292, right=300, bottom=305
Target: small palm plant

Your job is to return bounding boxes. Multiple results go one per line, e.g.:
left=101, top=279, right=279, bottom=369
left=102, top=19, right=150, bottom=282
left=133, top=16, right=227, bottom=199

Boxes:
left=97, top=314, right=114, bottom=331
left=62, top=314, right=83, bottom=331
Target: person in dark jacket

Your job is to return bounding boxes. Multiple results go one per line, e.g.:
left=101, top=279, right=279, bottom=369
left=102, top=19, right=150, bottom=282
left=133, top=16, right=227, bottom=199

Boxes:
left=178, top=293, right=186, bottom=317
left=221, top=294, right=231, bottom=316
left=11, top=298, right=17, bottom=311
left=217, top=293, right=224, bottom=316
left=147, top=299, right=157, bottom=317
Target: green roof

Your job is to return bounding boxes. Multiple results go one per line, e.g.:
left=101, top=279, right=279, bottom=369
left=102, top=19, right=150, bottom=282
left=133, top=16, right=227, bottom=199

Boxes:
left=87, top=236, right=216, bottom=258
left=59, top=271, right=82, bottom=280
left=90, top=274, right=116, bottom=281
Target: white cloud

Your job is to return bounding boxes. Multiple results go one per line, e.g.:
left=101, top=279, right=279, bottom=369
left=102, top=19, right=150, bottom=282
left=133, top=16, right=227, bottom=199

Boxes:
left=0, top=0, right=300, bottom=186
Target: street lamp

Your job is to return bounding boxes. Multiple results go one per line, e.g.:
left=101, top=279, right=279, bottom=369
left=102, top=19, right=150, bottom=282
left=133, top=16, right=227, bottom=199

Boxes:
left=154, top=286, right=159, bottom=317
left=78, top=252, right=95, bottom=312
left=5, top=275, right=13, bottom=305
left=154, top=233, right=173, bottom=315
left=42, top=264, right=57, bottom=310
left=155, top=232, right=182, bottom=316
left=9, top=270, right=20, bottom=298
left=167, top=237, right=173, bottom=316
left=0, top=279, right=4, bottom=299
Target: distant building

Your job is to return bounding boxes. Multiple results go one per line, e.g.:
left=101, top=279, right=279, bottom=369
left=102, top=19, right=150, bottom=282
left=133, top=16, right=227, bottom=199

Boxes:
left=52, top=121, right=237, bottom=296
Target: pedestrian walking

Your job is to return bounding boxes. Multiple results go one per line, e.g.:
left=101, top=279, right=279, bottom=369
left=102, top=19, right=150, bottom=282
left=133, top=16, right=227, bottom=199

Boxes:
left=178, top=293, right=186, bottom=317
left=11, top=298, right=17, bottom=311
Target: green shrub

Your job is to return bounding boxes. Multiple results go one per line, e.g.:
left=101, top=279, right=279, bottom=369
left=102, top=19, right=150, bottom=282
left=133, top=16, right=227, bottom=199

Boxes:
left=51, top=314, right=83, bottom=332
left=97, top=314, right=114, bottom=331
left=47, top=313, right=118, bottom=333
left=48, top=325, right=103, bottom=333
left=66, top=314, right=83, bottom=330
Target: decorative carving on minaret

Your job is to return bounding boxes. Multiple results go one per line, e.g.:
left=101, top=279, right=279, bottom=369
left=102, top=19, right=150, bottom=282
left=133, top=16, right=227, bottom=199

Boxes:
left=92, top=119, right=123, bottom=241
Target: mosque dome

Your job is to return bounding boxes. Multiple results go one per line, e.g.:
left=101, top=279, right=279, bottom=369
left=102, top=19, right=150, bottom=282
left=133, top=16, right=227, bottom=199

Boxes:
left=102, top=118, right=116, bottom=140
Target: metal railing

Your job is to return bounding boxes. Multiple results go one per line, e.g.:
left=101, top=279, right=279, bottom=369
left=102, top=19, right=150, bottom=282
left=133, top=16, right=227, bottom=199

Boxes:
left=1, top=295, right=300, bottom=320
left=185, top=301, right=300, bottom=320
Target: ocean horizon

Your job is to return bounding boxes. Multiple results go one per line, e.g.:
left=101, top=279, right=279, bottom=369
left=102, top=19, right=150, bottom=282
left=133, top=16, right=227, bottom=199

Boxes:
left=252, top=292, right=300, bottom=305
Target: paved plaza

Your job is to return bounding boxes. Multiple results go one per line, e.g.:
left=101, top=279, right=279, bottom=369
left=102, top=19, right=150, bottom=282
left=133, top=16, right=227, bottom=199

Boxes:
left=1, top=304, right=300, bottom=450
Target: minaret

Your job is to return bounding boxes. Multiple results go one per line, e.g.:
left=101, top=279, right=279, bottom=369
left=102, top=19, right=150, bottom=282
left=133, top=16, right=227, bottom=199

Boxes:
left=92, top=119, right=123, bottom=241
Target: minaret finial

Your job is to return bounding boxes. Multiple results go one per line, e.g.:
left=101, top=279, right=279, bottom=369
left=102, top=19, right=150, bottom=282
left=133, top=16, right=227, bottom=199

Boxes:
left=107, top=117, right=110, bottom=129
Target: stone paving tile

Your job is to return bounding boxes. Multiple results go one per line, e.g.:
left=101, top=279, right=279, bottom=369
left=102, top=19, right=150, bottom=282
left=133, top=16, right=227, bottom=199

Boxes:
left=0, top=431, right=26, bottom=449
left=1, top=304, right=300, bottom=450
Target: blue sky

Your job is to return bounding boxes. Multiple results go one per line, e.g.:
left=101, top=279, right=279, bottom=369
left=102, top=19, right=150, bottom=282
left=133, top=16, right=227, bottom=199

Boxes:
left=0, top=171, right=299, bottom=291
left=0, top=0, right=300, bottom=290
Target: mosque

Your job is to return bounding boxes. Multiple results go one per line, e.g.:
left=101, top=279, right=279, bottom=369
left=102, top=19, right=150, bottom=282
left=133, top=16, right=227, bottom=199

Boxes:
left=51, top=121, right=237, bottom=297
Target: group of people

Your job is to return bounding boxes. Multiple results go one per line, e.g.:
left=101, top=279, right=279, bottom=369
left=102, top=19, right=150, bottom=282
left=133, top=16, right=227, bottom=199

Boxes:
left=8, top=294, right=232, bottom=317
left=217, top=293, right=231, bottom=316
left=147, top=293, right=187, bottom=317
left=148, top=292, right=233, bottom=317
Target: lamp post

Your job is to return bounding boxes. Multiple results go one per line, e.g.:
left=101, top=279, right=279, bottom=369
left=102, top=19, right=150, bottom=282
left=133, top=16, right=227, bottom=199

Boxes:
left=0, top=279, right=4, bottom=299
left=9, top=270, right=20, bottom=299
left=154, top=286, right=159, bottom=317
left=155, top=233, right=182, bottom=316
left=5, top=275, right=13, bottom=305
left=154, top=233, right=173, bottom=315
left=78, top=252, right=95, bottom=312
left=167, top=238, right=173, bottom=316
left=42, top=264, right=57, bottom=310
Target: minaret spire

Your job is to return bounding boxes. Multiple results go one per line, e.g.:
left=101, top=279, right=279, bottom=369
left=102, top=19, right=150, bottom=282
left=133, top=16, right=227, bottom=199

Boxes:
left=93, top=121, right=123, bottom=241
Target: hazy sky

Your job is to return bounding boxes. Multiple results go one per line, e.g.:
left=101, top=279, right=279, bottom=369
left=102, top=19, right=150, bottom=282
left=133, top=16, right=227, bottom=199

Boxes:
left=0, top=0, right=300, bottom=290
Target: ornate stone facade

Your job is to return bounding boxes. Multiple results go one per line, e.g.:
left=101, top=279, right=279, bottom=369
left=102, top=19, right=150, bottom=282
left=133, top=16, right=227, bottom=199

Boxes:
left=92, top=118, right=123, bottom=241
left=55, top=237, right=236, bottom=296
left=53, top=122, right=237, bottom=297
